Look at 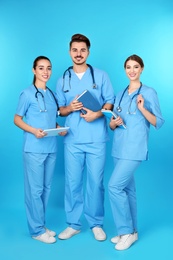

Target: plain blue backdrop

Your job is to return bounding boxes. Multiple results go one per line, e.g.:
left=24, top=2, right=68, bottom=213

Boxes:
left=0, top=0, right=173, bottom=259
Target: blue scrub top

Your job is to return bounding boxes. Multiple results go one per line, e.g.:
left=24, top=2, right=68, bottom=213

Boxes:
left=56, top=67, right=115, bottom=144
left=16, top=84, right=58, bottom=153
left=112, top=85, right=165, bottom=161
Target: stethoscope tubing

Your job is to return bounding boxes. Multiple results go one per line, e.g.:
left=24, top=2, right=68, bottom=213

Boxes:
left=62, top=64, right=96, bottom=92
left=34, top=85, right=59, bottom=111
left=116, top=82, right=142, bottom=113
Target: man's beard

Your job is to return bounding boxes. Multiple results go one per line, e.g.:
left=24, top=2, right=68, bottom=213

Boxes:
left=73, top=57, right=86, bottom=66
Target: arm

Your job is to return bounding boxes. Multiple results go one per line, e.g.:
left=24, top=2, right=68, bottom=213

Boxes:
left=137, top=94, right=156, bottom=126
left=103, top=103, right=113, bottom=110
left=14, top=114, right=46, bottom=138
left=59, top=98, right=83, bottom=116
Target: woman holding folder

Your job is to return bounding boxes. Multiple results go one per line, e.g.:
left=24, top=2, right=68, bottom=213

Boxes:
left=108, top=54, right=164, bottom=250
left=14, top=56, right=66, bottom=243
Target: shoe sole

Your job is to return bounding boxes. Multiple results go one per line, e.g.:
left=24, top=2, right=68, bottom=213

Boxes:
left=32, top=236, right=56, bottom=244
left=115, top=238, right=137, bottom=250
left=95, top=237, right=106, bottom=241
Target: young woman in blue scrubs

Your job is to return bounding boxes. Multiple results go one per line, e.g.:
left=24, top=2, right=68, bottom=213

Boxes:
left=56, top=34, right=115, bottom=241
left=108, top=54, right=164, bottom=250
left=14, top=56, right=66, bottom=244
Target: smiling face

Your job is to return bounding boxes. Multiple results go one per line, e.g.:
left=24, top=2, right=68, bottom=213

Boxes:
left=69, top=41, right=90, bottom=66
left=33, top=59, right=52, bottom=86
left=125, top=60, right=143, bottom=81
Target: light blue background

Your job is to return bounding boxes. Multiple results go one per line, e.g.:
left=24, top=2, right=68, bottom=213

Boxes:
left=0, top=0, right=173, bottom=259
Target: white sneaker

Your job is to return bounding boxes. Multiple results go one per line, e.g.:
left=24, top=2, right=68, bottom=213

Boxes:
left=111, top=235, right=121, bottom=244
left=115, top=233, right=138, bottom=250
left=58, top=227, right=80, bottom=240
left=92, top=227, right=106, bottom=241
left=32, top=232, right=56, bottom=244
left=45, top=228, right=56, bottom=237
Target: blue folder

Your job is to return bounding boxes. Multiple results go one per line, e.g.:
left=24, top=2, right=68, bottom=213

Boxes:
left=76, top=90, right=101, bottom=114
left=101, top=109, right=126, bottom=129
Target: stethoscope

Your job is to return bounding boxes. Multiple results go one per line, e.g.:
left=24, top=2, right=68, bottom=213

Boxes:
left=62, top=64, right=97, bottom=92
left=116, top=82, right=142, bottom=114
left=34, top=85, right=59, bottom=112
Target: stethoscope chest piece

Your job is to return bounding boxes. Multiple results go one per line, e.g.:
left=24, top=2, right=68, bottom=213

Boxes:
left=116, top=106, right=122, bottom=113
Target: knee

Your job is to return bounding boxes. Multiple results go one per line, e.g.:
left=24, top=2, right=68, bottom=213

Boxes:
left=31, top=188, right=43, bottom=199
left=108, top=180, right=119, bottom=194
left=108, top=183, right=113, bottom=193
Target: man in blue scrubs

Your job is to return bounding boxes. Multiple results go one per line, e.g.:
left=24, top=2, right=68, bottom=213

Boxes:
left=56, top=34, right=115, bottom=241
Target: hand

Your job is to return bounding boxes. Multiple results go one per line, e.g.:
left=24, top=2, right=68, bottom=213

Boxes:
left=69, top=97, right=83, bottom=112
left=109, top=116, right=124, bottom=130
left=80, top=108, right=97, bottom=122
left=137, top=94, right=144, bottom=111
left=57, top=125, right=68, bottom=136
left=33, top=128, right=46, bottom=138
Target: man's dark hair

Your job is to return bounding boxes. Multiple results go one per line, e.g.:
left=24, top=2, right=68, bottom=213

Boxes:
left=69, top=34, right=91, bottom=49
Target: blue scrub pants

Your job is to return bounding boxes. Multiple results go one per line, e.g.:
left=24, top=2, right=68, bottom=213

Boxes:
left=23, top=152, right=56, bottom=236
left=64, top=143, right=106, bottom=230
left=108, top=158, right=141, bottom=235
